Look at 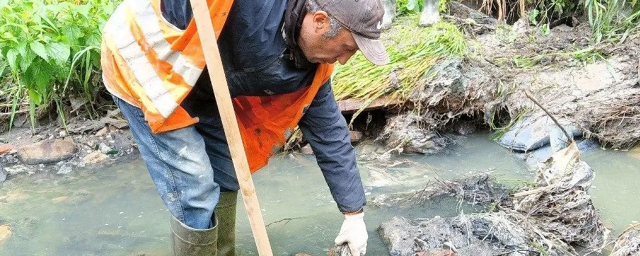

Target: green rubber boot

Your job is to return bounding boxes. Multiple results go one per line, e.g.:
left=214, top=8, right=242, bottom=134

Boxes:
left=170, top=214, right=218, bottom=256
left=215, top=191, right=238, bottom=256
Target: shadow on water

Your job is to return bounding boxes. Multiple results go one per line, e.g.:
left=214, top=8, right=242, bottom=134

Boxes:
left=0, top=132, right=638, bottom=255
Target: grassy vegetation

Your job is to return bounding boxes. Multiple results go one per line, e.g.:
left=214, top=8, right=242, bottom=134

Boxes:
left=529, top=0, right=640, bottom=43
left=332, top=16, right=467, bottom=116
left=0, top=0, right=120, bottom=129
left=585, top=0, right=640, bottom=43
left=483, top=0, right=640, bottom=44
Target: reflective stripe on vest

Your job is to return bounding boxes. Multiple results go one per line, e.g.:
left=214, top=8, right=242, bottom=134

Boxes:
left=101, top=0, right=232, bottom=131
left=101, top=0, right=334, bottom=172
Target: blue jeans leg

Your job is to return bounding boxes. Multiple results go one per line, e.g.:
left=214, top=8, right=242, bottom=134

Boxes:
left=112, top=96, right=219, bottom=229
left=180, top=82, right=239, bottom=193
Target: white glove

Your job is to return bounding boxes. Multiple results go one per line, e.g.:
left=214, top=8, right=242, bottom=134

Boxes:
left=334, top=212, right=368, bottom=256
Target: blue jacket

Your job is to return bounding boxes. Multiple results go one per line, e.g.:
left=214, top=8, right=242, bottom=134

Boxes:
left=160, top=0, right=365, bottom=212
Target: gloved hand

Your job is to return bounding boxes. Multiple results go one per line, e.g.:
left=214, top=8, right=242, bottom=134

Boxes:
left=334, top=212, right=367, bottom=255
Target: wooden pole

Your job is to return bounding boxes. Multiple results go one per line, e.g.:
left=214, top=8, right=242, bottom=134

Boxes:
left=189, top=0, right=274, bottom=255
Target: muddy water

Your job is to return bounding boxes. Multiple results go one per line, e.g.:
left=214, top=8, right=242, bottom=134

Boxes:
left=0, top=133, right=638, bottom=255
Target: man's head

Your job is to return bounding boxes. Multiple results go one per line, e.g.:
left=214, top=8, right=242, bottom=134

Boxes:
left=297, top=0, right=390, bottom=66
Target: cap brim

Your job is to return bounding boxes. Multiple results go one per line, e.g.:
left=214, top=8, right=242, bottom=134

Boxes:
left=353, top=34, right=390, bottom=66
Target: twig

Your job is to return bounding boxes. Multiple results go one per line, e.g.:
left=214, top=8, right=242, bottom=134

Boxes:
left=619, top=222, right=640, bottom=237
left=524, top=90, right=574, bottom=143
left=265, top=217, right=305, bottom=228
left=0, top=110, right=29, bottom=117
left=512, top=185, right=552, bottom=198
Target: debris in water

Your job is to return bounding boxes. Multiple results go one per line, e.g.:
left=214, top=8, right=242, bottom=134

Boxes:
left=294, top=244, right=353, bottom=256
left=0, top=225, right=12, bottom=245
left=329, top=244, right=352, bottom=256
left=512, top=142, right=607, bottom=254
left=377, top=141, right=608, bottom=255
left=370, top=173, right=508, bottom=208
left=610, top=223, right=640, bottom=256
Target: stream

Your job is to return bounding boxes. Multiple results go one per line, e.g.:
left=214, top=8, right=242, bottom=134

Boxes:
left=0, top=132, right=638, bottom=255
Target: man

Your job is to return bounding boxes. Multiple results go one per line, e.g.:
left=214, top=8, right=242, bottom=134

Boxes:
left=100, top=0, right=389, bottom=255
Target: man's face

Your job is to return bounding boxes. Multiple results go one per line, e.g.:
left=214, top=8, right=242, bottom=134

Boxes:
left=298, top=11, right=358, bottom=65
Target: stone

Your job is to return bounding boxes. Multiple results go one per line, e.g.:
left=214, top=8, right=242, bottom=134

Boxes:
left=16, top=139, right=77, bottom=165
left=0, top=143, right=13, bottom=155
left=4, top=165, right=29, bottom=176
left=98, top=143, right=112, bottom=154
left=95, top=127, right=109, bottom=137
left=419, top=0, right=440, bottom=27
left=57, top=164, right=73, bottom=175
left=497, top=116, right=582, bottom=152
left=0, top=163, right=6, bottom=183
left=0, top=225, right=11, bottom=245
left=350, top=131, right=363, bottom=143
left=82, top=151, right=109, bottom=164
left=300, top=145, right=314, bottom=155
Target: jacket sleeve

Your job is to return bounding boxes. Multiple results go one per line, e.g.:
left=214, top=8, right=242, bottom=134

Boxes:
left=298, top=80, right=366, bottom=213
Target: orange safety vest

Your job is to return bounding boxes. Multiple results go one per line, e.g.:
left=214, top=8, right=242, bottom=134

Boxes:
left=101, top=0, right=333, bottom=172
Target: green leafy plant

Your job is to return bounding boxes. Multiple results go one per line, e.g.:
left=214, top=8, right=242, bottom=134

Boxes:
left=397, top=0, right=425, bottom=16
left=396, top=0, right=450, bottom=16
left=529, top=0, right=581, bottom=23
left=0, top=0, right=120, bottom=129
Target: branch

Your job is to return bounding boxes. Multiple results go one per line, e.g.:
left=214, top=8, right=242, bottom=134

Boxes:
left=524, top=90, right=574, bottom=144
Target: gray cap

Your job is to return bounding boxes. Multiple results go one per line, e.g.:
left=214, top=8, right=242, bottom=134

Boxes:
left=314, top=0, right=390, bottom=65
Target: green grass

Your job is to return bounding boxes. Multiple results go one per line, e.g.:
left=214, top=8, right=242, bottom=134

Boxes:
left=585, top=0, right=640, bottom=44
left=332, top=17, right=467, bottom=118
left=0, top=0, right=120, bottom=130
left=527, top=0, right=640, bottom=44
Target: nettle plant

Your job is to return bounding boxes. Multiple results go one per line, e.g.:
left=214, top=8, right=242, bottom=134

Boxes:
left=0, top=0, right=119, bottom=128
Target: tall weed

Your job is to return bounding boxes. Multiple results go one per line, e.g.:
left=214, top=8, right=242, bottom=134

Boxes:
left=0, top=0, right=119, bottom=129
left=585, top=0, right=640, bottom=43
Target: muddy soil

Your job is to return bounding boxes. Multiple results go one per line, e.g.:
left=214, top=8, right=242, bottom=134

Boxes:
left=0, top=111, right=138, bottom=179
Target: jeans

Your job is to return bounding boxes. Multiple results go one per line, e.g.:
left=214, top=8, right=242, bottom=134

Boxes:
left=113, top=94, right=237, bottom=230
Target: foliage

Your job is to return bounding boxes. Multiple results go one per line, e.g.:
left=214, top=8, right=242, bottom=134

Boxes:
left=525, top=0, right=640, bottom=43
left=479, top=0, right=639, bottom=44
left=397, top=0, right=425, bottom=16
left=332, top=16, right=467, bottom=121
left=396, top=0, right=450, bottom=16
left=585, top=0, right=640, bottom=43
left=527, top=0, right=581, bottom=24
left=0, top=0, right=119, bottom=129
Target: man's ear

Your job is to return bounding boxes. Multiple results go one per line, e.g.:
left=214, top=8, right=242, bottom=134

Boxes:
left=311, top=11, right=330, bottom=32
